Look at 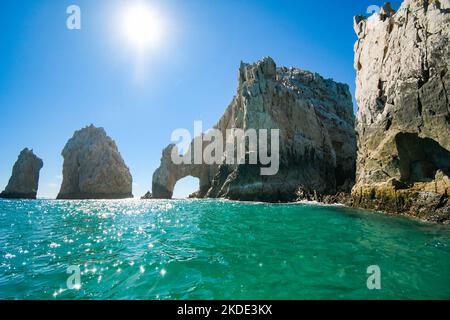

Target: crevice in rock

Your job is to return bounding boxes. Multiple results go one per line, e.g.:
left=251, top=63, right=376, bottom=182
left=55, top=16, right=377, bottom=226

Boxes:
left=434, top=0, right=450, bottom=14
left=418, top=68, right=430, bottom=89
left=376, top=80, right=387, bottom=110
left=385, top=116, right=393, bottom=131
left=417, top=93, right=423, bottom=116
left=423, top=0, right=430, bottom=13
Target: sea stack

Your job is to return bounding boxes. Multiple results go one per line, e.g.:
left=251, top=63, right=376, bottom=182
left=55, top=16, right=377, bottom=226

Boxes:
left=152, top=57, right=356, bottom=201
left=141, top=191, right=152, bottom=199
left=0, top=148, right=43, bottom=199
left=57, top=125, right=133, bottom=199
left=352, top=1, right=450, bottom=221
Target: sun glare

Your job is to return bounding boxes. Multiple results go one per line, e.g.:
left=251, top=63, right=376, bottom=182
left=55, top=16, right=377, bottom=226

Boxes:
left=121, top=2, right=164, bottom=52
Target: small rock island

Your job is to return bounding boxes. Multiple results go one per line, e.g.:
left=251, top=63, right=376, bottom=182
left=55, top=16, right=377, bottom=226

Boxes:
left=0, top=148, right=43, bottom=199
left=57, top=125, right=133, bottom=200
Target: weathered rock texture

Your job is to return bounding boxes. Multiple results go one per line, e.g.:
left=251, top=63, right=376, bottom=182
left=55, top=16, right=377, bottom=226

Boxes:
left=0, top=148, right=43, bottom=199
left=57, top=125, right=133, bottom=199
left=352, top=0, right=450, bottom=222
left=153, top=57, right=356, bottom=202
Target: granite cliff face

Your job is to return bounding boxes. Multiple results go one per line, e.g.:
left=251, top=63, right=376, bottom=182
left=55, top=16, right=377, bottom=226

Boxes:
left=0, top=148, right=43, bottom=199
left=57, top=125, right=133, bottom=199
left=153, top=57, right=356, bottom=201
left=352, top=0, right=450, bottom=221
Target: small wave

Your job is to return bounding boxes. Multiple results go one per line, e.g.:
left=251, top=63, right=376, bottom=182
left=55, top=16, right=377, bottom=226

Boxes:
left=293, top=200, right=345, bottom=207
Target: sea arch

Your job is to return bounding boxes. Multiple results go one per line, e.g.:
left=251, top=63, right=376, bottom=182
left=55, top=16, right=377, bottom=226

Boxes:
left=152, top=145, right=217, bottom=199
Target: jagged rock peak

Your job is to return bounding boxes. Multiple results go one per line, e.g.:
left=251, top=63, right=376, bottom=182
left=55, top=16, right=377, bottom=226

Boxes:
left=239, top=57, right=277, bottom=83
left=354, top=2, right=396, bottom=35
left=57, top=125, right=133, bottom=200
left=1, top=148, right=43, bottom=199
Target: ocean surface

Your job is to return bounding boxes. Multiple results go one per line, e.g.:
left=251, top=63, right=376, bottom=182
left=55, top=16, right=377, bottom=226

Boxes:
left=0, top=199, right=449, bottom=300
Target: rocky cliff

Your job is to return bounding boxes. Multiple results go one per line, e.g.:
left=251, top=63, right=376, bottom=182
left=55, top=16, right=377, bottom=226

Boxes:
left=152, top=57, right=356, bottom=202
left=57, top=125, right=133, bottom=199
left=0, top=148, right=43, bottom=199
left=352, top=0, right=450, bottom=222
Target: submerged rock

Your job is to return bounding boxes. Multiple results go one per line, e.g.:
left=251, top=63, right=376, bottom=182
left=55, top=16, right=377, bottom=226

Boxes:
left=0, top=148, right=43, bottom=199
left=57, top=125, right=133, bottom=199
left=141, top=191, right=152, bottom=199
left=152, top=57, right=356, bottom=201
left=352, top=0, right=450, bottom=222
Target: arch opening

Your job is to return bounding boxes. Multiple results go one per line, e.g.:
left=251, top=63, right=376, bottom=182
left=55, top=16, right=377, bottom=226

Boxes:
left=172, top=176, right=200, bottom=199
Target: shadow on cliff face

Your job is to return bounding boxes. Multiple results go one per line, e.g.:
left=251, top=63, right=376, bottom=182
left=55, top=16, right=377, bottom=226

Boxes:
left=395, top=133, right=450, bottom=183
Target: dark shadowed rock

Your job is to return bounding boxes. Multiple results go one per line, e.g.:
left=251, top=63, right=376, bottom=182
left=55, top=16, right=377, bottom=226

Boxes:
left=57, top=125, right=133, bottom=199
left=1, top=148, right=43, bottom=199
left=141, top=191, right=152, bottom=199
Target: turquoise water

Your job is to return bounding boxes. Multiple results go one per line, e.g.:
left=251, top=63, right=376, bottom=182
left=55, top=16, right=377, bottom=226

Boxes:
left=0, top=199, right=449, bottom=300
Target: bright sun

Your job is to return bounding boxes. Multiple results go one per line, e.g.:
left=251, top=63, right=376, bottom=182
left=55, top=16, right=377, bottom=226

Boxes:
left=121, top=3, right=164, bottom=51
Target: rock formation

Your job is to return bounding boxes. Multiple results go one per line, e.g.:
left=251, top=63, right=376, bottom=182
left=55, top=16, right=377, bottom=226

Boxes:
left=352, top=0, right=450, bottom=221
left=0, top=148, right=43, bottom=199
left=57, top=125, right=133, bottom=199
left=152, top=57, right=356, bottom=202
left=141, top=191, right=152, bottom=199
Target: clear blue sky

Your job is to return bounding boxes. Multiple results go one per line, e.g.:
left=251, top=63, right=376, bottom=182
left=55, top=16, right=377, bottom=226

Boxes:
left=0, top=0, right=403, bottom=199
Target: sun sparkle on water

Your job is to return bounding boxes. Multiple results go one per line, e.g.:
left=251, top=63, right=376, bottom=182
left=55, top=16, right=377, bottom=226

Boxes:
left=2, top=199, right=450, bottom=299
